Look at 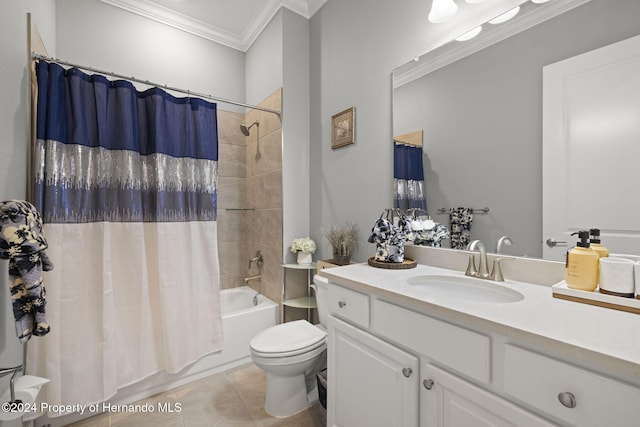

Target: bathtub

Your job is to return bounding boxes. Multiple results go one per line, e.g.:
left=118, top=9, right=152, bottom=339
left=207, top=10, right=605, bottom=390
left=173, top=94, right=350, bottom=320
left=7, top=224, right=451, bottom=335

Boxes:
left=117, top=285, right=277, bottom=392
left=47, top=286, right=278, bottom=426
left=217, top=286, right=279, bottom=366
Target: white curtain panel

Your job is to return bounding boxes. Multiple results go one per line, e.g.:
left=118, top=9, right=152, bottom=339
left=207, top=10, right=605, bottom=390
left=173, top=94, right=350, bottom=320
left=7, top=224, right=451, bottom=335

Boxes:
left=28, top=221, right=222, bottom=408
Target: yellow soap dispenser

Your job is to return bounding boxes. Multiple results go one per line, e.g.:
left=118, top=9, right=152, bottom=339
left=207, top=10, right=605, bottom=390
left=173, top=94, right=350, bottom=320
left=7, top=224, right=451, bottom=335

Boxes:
left=589, top=228, right=609, bottom=259
left=565, top=230, right=599, bottom=292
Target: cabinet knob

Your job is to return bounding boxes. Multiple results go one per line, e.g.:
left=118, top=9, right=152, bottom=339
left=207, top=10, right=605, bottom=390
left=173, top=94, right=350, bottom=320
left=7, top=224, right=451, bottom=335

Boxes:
left=402, top=368, right=412, bottom=378
left=558, top=392, right=576, bottom=408
left=422, top=379, right=434, bottom=390
left=338, top=300, right=347, bottom=308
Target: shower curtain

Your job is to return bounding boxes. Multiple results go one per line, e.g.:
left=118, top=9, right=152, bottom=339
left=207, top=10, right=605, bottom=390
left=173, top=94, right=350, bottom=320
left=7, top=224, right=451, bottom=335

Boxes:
left=393, top=143, right=427, bottom=211
left=28, top=60, right=223, bottom=411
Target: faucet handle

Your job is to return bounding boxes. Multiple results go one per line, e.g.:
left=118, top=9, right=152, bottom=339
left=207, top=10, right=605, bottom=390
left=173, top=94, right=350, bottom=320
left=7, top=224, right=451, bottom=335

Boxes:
left=490, top=257, right=514, bottom=282
left=465, top=253, right=477, bottom=277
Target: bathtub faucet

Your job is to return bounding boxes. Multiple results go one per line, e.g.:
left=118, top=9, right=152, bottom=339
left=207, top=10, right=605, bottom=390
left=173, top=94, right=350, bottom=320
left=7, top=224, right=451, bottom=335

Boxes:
left=244, top=274, right=261, bottom=284
left=248, top=251, right=263, bottom=271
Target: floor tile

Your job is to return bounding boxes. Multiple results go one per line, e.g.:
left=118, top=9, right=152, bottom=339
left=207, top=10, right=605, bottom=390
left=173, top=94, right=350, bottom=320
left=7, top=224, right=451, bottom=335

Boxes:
left=64, top=363, right=325, bottom=426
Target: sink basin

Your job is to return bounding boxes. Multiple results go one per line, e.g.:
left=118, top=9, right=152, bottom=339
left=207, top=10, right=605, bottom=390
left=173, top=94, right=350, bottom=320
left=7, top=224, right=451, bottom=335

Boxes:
left=406, top=275, right=524, bottom=303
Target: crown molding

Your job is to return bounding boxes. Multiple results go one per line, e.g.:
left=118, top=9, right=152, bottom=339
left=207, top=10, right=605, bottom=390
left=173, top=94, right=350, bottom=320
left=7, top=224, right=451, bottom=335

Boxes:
left=99, top=0, right=327, bottom=52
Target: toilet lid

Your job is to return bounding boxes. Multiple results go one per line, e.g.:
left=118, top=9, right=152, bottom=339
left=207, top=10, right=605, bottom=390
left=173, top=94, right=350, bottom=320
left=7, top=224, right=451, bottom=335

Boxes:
left=250, top=320, right=326, bottom=356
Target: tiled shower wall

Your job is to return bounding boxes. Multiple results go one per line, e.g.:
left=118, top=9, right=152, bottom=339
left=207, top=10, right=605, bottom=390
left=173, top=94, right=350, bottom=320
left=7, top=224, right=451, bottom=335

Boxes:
left=217, top=89, right=283, bottom=305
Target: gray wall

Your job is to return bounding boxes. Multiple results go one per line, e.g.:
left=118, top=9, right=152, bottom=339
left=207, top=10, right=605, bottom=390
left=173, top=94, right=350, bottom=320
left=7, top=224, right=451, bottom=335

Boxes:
left=308, top=0, right=524, bottom=261
left=281, top=10, right=311, bottom=263
left=56, top=0, right=246, bottom=107
left=394, top=0, right=640, bottom=257
left=0, top=2, right=55, bottom=425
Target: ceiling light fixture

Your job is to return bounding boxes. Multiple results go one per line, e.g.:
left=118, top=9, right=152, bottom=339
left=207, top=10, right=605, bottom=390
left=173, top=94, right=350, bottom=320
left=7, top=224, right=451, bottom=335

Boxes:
left=531, top=0, right=551, bottom=3
left=465, top=0, right=485, bottom=4
left=488, top=6, right=521, bottom=24
left=455, top=25, right=483, bottom=41
left=428, top=0, right=458, bottom=24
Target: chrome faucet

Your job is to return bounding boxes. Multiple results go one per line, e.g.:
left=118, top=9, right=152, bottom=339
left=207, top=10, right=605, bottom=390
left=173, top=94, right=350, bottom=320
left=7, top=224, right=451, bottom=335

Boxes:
left=244, top=251, right=263, bottom=285
left=465, top=239, right=513, bottom=282
left=466, top=240, right=490, bottom=279
left=244, top=275, right=261, bottom=284
left=248, top=250, right=263, bottom=271
left=496, top=236, right=513, bottom=254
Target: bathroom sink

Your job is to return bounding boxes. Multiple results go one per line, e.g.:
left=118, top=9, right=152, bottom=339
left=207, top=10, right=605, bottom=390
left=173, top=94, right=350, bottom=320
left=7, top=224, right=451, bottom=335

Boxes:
left=406, top=275, right=524, bottom=303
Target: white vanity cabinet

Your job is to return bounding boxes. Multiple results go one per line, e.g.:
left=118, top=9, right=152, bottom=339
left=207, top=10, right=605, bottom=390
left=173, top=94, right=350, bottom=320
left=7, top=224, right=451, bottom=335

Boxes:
left=503, top=344, right=640, bottom=427
left=328, top=316, right=419, bottom=427
left=421, top=363, right=556, bottom=427
left=323, top=271, right=640, bottom=427
left=327, top=284, right=419, bottom=426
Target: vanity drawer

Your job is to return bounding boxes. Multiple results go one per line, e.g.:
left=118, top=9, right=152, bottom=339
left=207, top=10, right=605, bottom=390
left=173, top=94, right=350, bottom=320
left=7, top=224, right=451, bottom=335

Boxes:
left=503, top=344, right=640, bottom=427
left=328, top=284, right=370, bottom=328
left=373, top=299, right=490, bottom=384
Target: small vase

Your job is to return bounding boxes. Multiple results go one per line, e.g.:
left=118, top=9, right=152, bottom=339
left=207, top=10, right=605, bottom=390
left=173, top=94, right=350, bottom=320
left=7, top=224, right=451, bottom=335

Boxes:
left=332, top=254, right=351, bottom=266
left=297, top=252, right=312, bottom=264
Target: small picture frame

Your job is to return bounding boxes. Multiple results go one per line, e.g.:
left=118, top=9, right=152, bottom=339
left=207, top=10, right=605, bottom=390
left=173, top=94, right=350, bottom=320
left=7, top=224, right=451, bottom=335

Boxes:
left=331, top=107, right=355, bottom=149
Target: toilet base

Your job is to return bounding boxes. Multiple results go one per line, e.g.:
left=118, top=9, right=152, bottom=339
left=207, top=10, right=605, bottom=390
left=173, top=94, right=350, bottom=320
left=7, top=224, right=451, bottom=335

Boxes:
left=264, top=372, right=313, bottom=418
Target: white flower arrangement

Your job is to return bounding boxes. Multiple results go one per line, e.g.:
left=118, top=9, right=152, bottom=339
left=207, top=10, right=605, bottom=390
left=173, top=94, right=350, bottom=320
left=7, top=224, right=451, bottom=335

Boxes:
left=291, top=237, right=317, bottom=254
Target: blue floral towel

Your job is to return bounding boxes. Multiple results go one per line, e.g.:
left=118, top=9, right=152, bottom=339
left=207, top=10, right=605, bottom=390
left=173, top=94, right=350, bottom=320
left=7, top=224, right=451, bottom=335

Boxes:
left=0, top=200, right=54, bottom=343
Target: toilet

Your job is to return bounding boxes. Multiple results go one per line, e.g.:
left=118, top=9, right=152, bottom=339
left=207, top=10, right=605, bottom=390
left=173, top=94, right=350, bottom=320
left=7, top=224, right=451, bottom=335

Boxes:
left=250, top=275, right=328, bottom=417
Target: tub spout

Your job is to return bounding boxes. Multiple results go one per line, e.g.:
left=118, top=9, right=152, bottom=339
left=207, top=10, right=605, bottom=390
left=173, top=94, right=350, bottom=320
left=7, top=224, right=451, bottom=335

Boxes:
left=244, top=274, right=261, bottom=284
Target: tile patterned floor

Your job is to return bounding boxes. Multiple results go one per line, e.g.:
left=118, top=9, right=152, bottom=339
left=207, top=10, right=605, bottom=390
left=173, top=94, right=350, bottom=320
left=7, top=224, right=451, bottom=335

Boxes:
left=66, top=363, right=326, bottom=427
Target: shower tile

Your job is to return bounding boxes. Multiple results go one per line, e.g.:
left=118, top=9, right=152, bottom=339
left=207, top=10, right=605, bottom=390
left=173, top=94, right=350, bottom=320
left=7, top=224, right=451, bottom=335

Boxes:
left=217, top=110, right=246, bottom=147
left=217, top=209, right=249, bottom=243
left=250, top=131, right=282, bottom=177
left=263, top=170, right=283, bottom=210
left=218, top=176, right=248, bottom=209
left=219, top=143, right=248, bottom=178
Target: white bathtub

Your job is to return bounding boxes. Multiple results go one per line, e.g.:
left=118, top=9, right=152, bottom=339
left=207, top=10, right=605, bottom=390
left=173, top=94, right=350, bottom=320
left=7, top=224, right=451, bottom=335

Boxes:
left=47, top=286, right=278, bottom=426
left=217, top=286, right=279, bottom=365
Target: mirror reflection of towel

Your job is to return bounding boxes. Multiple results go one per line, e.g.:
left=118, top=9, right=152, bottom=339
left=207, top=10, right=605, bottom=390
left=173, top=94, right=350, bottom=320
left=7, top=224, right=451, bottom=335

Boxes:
left=449, top=207, right=473, bottom=249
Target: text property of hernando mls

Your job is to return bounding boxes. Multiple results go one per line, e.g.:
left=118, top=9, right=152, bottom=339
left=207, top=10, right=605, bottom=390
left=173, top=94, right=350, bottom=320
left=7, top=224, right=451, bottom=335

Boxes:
left=1, top=401, right=182, bottom=416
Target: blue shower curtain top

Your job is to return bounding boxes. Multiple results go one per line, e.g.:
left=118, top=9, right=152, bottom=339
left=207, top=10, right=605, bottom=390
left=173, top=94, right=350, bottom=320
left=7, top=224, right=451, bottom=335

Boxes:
left=34, top=60, right=219, bottom=223
left=394, top=144, right=424, bottom=181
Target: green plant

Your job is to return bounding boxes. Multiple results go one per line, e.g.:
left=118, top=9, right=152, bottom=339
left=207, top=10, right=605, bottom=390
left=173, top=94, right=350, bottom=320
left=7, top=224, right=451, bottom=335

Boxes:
left=324, top=222, right=359, bottom=256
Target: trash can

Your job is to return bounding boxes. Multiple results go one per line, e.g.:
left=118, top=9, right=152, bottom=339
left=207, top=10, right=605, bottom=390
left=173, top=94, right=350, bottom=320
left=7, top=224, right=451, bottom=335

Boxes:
left=316, top=368, right=328, bottom=409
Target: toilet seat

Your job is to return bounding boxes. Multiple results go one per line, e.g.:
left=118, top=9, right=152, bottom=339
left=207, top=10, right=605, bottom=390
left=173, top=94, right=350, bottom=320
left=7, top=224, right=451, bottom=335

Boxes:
left=250, top=320, right=327, bottom=358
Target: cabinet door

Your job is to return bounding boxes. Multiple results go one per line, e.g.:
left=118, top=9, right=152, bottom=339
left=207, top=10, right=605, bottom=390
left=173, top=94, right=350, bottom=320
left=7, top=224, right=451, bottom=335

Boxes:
left=328, top=315, right=419, bottom=427
left=421, top=363, right=556, bottom=427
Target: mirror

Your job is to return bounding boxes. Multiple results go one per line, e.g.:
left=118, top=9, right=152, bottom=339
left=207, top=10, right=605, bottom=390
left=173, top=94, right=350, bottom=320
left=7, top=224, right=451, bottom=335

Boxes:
left=392, top=0, right=640, bottom=259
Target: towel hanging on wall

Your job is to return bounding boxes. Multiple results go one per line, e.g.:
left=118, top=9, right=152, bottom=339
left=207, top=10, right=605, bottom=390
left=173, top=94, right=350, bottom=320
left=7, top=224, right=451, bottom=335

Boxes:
left=449, top=207, right=473, bottom=249
left=0, top=200, right=53, bottom=343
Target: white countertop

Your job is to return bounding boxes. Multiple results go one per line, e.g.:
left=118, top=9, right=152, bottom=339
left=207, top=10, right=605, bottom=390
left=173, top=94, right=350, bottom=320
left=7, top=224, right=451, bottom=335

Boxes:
left=319, top=262, right=640, bottom=378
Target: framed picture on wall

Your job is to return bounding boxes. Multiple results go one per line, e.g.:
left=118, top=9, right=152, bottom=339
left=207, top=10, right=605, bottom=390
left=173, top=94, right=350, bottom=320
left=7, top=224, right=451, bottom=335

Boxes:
left=331, top=107, right=355, bottom=149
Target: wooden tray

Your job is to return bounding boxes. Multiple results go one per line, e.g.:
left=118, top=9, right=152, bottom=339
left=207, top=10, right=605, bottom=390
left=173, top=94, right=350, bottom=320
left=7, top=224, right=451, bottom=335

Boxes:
left=552, top=281, right=640, bottom=315
left=368, top=257, right=417, bottom=269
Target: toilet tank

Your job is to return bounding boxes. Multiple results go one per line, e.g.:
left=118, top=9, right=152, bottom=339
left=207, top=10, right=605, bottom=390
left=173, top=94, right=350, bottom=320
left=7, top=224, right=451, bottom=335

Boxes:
left=312, top=275, right=329, bottom=327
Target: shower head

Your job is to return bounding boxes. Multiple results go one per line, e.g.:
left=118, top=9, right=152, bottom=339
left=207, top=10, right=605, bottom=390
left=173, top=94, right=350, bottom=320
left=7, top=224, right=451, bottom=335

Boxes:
left=240, top=121, right=259, bottom=136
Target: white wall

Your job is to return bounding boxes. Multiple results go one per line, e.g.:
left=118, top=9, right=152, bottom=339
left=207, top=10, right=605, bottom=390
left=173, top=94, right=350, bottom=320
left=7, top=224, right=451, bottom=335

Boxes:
left=308, top=0, right=524, bottom=261
left=0, top=1, right=56, bottom=425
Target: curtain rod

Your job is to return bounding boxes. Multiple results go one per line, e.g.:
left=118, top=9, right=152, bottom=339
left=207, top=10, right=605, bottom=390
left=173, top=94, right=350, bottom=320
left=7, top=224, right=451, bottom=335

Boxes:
left=32, top=53, right=282, bottom=117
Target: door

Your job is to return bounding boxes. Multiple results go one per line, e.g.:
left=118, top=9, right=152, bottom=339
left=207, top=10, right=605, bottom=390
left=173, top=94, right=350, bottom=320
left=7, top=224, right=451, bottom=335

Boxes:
left=543, top=34, right=640, bottom=260
left=421, top=363, right=556, bottom=427
left=328, top=315, right=419, bottom=427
